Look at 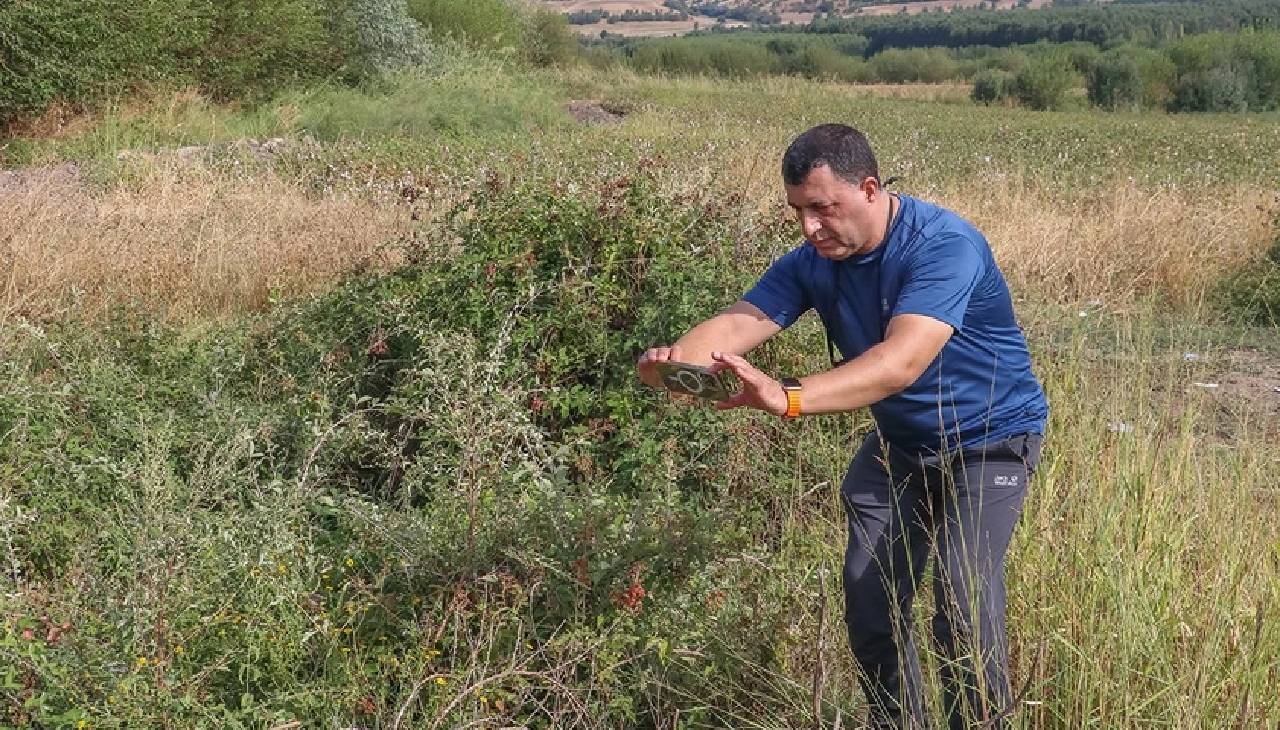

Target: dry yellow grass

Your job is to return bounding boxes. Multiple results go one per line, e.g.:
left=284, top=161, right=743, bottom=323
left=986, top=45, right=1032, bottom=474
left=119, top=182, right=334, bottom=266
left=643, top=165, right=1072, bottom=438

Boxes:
left=1, top=163, right=412, bottom=322
left=943, top=178, right=1277, bottom=308
left=2, top=157, right=1274, bottom=323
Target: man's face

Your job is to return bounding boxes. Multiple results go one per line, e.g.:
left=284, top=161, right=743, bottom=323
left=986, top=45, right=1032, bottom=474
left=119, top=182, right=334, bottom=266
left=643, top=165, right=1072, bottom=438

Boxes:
left=784, top=164, right=882, bottom=261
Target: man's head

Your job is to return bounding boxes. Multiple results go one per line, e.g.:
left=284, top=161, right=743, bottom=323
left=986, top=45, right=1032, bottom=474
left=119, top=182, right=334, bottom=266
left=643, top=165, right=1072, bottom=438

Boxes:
left=781, top=124, right=890, bottom=261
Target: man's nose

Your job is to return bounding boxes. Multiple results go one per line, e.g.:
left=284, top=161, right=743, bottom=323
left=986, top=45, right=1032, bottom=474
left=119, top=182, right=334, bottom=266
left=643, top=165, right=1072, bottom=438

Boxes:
left=800, top=212, right=822, bottom=238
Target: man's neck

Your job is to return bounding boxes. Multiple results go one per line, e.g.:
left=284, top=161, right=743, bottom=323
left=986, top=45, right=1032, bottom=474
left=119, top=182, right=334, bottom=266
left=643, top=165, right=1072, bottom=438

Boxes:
left=864, top=193, right=897, bottom=255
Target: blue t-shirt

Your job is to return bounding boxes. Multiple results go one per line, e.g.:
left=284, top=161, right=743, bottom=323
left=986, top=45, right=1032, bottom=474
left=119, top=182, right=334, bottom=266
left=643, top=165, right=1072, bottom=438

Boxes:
left=743, top=195, right=1048, bottom=452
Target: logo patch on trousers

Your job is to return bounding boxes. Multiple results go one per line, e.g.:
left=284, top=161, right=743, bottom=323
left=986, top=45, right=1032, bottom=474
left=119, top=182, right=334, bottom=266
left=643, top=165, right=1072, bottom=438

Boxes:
left=993, top=474, right=1019, bottom=487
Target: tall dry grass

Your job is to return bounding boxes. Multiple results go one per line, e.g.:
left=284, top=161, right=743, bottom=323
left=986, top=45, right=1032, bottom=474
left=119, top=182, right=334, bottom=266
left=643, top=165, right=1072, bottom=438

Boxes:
left=2, top=157, right=1275, bottom=323
left=1, top=163, right=411, bottom=322
left=944, top=178, right=1278, bottom=308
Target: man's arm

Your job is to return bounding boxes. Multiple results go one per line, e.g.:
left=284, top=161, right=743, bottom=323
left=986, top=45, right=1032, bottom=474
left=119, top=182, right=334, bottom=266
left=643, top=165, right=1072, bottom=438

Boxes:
left=636, top=300, right=782, bottom=389
left=709, top=314, right=954, bottom=416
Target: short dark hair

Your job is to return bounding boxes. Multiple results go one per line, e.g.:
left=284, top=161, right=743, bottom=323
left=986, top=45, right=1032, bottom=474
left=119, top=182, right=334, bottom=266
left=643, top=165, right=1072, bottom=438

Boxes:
left=781, top=124, right=879, bottom=187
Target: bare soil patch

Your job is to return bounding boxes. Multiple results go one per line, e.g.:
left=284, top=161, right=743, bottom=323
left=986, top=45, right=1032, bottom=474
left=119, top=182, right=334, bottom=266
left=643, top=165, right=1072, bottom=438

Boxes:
left=566, top=100, right=627, bottom=124
left=570, top=16, right=746, bottom=36
left=856, top=0, right=1050, bottom=16
left=0, top=163, right=82, bottom=193
left=1217, top=348, right=1280, bottom=417
left=548, top=0, right=1064, bottom=35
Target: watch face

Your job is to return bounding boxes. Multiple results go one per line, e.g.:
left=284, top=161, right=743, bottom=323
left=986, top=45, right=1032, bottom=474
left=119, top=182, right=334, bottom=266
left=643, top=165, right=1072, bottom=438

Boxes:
left=654, top=362, right=734, bottom=402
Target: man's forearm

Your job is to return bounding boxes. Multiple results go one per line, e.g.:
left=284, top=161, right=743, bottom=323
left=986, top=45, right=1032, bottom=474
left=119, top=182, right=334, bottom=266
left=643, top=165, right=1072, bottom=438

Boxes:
left=794, top=342, right=915, bottom=415
left=672, top=318, right=742, bottom=365
left=671, top=302, right=781, bottom=365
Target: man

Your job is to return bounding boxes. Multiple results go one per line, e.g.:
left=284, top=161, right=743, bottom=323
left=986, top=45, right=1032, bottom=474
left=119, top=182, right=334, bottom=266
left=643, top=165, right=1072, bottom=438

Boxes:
left=636, top=124, right=1048, bottom=728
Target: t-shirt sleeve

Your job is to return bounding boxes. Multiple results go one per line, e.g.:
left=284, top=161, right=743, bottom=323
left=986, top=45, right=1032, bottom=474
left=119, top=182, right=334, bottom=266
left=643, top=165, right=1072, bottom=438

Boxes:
left=891, top=233, right=985, bottom=331
left=742, top=247, right=812, bottom=329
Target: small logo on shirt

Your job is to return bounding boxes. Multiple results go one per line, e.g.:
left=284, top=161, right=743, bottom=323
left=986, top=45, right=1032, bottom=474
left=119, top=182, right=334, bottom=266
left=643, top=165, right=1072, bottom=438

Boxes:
left=993, top=475, right=1019, bottom=487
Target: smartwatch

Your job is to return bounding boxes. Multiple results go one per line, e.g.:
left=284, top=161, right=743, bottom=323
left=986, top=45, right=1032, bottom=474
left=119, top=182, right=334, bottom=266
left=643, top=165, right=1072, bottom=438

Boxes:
left=780, top=377, right=802, bottom=419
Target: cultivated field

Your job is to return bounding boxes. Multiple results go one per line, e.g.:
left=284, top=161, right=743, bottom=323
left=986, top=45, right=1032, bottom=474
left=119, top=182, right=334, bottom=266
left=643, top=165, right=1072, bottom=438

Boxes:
left=553, top=0, right=1052, bottom=36
left=1, top=66, right=1278, bottom=727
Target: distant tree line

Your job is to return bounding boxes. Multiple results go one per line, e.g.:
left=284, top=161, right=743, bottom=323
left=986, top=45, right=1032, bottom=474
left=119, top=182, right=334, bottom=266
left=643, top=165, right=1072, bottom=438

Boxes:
left=567, top=9, right=611, bottom=24
left=971, top=29, right=1280, bottom=111
left=809, top=0, right=1280, bottom=53
left=614, top=27, right=1280, bottom=112
left=691, top=3, right=784, bottom=25
left=566, top=8, right=690, bottom=24
left=0, top=0, right=577, bottom=129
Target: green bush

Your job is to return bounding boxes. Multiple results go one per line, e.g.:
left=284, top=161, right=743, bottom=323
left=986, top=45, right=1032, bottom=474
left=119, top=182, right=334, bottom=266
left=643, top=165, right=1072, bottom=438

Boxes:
left=705, top=39, right=777, bottom=77
left=520, top=6, right=578, bottom=67
left=1167, top=30, right=1280, bottom=112
left=408, top=0, right=524, bottom=52
left=1057, top=40, right=1101, bottom=78
left=971, top=68, right=1013, bottom=104
left=1171, top=62, right=1253, bottom=113
left=1232, top=30, right=1280, bottom=111
left=777, top=45, right=868, bottom=82
left=0, top=0, right=194, bottom=125
left=1088, top=51, right=1143, bottom=111
left=0, top=0, right=344, bottom=126
left=868, top=47, right=959, bottom=83
left=982, top=47, right=1033, bottom=74
left=1131, top=47, right=1177, bottom=109
left=1013, top=55, right=1076, bottom=110
left=193, top=0, right=345, bottom=100
left=630, top=37, right=777, bottom=78
left=341, top=0, right=435, bottom=77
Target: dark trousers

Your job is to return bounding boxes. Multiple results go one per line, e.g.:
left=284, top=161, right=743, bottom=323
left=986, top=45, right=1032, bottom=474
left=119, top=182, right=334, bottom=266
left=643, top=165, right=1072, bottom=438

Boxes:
left=841, top=431, right=1042, bottom=729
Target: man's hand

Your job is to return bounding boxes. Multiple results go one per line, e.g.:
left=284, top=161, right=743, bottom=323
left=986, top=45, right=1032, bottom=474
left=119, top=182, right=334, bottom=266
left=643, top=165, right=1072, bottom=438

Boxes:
left=707, top=351, right=788, bottom=416
left=636, top=345, right=684, bottom=390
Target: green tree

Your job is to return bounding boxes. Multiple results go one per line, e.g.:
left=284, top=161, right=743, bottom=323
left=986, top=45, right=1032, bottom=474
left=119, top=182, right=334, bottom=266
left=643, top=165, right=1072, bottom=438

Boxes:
left=1013, top=55, right=1076, bottom=110
left=521, top=7, right=578, bottom=67
left=1088, top=51, right=1143, bottom=111
left=971, top=68, right=1013, bottom=104
left=341, top=0, right=433, bottom=77
left=868, top=47, right=958, bottom=83
left=408, top=0, right=524, bottom=52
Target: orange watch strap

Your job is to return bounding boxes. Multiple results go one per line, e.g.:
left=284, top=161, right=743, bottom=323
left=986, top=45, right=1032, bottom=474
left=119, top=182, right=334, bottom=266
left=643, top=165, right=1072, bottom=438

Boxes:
left=781, top=377, right=802, bottom=419
left=785, top=389, right=801, bottom=419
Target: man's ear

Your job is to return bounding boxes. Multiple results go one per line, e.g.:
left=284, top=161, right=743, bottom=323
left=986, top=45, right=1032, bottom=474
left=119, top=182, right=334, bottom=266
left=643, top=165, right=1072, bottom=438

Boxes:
left=859, top=176, right=880, bottom=202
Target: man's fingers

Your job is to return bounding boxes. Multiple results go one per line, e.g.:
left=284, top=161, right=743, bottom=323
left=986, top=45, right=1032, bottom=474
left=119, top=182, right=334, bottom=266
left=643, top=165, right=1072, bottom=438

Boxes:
left=715, top=392, right=749, bottom=410
left=668, top=345, right=683, bottom=363
left=712, top=351, right=764, bottom=383
left=639, top=346, right=675, bottom=361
